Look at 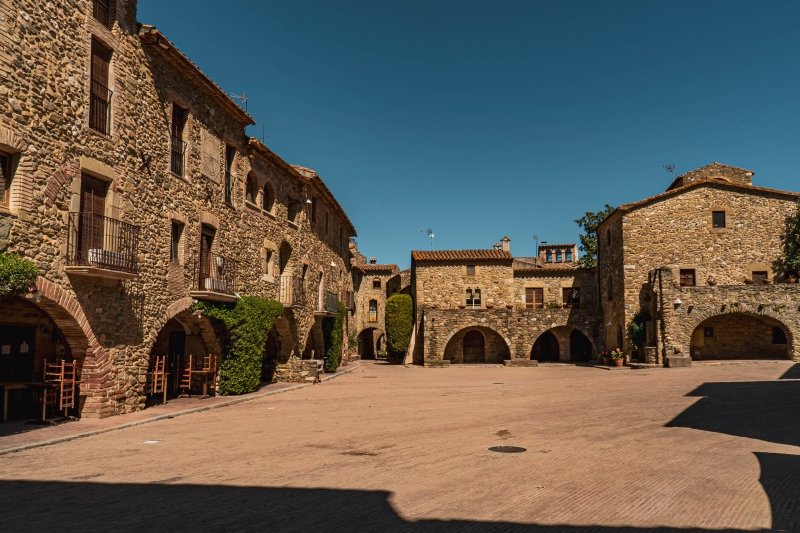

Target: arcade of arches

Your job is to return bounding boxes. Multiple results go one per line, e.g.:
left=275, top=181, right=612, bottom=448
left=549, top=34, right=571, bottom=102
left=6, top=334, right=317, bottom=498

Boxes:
left=531, top=327, right=594, bottom=362
left=690, top=313, right=792, bottom=361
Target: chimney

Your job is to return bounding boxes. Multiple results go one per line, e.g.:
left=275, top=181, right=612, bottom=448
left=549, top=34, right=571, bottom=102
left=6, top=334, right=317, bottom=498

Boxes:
left=500, top=236, right=511, bottom=253
left=369, top=257, right=377, bottom=264
left=493, top=243, right=501, bottom=251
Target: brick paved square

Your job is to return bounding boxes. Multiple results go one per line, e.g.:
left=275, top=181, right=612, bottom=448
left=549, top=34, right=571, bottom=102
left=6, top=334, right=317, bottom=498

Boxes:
left=1, top=360, right=799, bottom=532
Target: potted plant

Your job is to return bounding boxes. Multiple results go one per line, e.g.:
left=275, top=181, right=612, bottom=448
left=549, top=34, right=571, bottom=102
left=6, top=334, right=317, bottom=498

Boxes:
left=673, top=282, right=680, bottom=288
left=602, top=351, right=611, bottom=366
left=764, top=278, right=773, bottom=284
left=485, top=301, right=494, bottom=309
left=506, top=304, right=514, bottom=310
left=458, top=304, right=466, bottom=309
left=744, top=278, right=754, bottom=285
left=610, top=348, right=625, bottom=367
left=787, top=275, right=797, bottom=284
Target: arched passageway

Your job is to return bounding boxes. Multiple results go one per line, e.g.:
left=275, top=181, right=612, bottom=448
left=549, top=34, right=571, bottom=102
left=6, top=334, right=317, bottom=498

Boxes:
left=302, top=323, right=324, bottom=359
left=358, top=328, right=378, bottom=359
left=532, top=330, right=559, bottom=361
left=444, top=326, right=510, bottom=364
left=569, top=329, right=594, bottom=362
left=690, top=313, right=792, bottom=361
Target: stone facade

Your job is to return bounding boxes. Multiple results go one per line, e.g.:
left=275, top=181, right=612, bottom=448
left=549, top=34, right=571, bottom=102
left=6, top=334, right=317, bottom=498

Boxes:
left=350, top=253, right=400, bottom=359
left=597, top=164, right=800, bottom=364
left=0, top=1, right=357, bottom=418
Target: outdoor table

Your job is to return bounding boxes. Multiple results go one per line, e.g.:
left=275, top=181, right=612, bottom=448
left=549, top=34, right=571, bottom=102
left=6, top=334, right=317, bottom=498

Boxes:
left=192, top=369, right=216, bottom=397
left=0, top=382, right=28, bottom=423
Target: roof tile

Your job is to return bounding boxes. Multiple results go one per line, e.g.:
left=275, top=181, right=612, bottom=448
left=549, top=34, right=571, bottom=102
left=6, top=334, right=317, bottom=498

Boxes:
left=411, top=249, right=513, bottom=261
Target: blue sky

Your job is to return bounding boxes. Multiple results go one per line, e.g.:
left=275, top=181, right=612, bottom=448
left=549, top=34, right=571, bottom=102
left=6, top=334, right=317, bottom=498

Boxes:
left=139, top=1, right=800, bottom=269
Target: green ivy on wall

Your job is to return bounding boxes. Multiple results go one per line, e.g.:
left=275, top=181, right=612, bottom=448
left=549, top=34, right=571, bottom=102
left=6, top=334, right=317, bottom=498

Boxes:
left=192, top=296, right=284, bottom=395
left=324, top=301, right=346, bottom=372
left=0, top=253, right=38, bottom=299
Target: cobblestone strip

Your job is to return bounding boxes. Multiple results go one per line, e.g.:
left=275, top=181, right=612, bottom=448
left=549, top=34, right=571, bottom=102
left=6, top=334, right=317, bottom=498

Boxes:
left=0, top=365, right=360, bottom=457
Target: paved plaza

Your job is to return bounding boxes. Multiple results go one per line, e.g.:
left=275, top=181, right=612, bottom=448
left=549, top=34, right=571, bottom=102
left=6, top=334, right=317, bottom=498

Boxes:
left=2, top=360, right=800, bottom=532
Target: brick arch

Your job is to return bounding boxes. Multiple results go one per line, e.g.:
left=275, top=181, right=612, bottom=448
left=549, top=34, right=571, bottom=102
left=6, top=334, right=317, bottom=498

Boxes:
left=35, top=277, right=115, bottom=418
left=441, top=323, right=513, bottom=361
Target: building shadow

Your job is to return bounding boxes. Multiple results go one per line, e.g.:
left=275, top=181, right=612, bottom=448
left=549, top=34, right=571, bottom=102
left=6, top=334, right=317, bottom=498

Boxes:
left=0, top=476, right=792, bottom=533
left=666, top=380, right=800, bottom=447
left=778, top=363, right=800, bottom=380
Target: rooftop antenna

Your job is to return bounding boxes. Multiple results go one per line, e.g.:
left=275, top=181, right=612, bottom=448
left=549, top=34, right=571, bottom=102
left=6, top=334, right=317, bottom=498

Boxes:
left=529, top=234, right=539, bottom=256
left=259, top=124, right=271, bottom=144
left=422, top=228, right=435, bottom=250
left=230, top=92, right=248, bottom=112
left=663, top=164, right=675, bottom=182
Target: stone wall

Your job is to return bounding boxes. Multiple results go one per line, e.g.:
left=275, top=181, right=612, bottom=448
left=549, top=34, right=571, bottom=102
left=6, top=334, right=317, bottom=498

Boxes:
left=351, top=262, right=398, bottom=358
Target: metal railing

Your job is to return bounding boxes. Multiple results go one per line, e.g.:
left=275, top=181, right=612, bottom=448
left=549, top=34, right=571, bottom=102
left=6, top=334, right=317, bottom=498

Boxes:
left=89, top=80, right=112, bottom=134
left=195, top=253, right=237, bottom=294
left=170, top=136, right=186, bottom=176
left=66, top=212, right=139, bottom=274
left=280, top=274, right=306, bottom=307
left=325, top=291, right=338, bottom=313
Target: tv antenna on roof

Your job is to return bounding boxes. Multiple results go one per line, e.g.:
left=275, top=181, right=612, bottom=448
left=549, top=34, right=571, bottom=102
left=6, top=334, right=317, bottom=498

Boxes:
left=422, top=228, right=435, bottom=250
left=259, top=124, right=271, bottom=144
left=663, top=164, right=675, bottom=182
left=529, top=234, right=539, bottom=255
left=229, top=92, right=248, bottom=112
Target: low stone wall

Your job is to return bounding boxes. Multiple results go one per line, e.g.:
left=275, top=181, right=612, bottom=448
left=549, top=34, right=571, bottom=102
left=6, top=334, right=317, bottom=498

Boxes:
left=274, top=357, right=321, bottom=383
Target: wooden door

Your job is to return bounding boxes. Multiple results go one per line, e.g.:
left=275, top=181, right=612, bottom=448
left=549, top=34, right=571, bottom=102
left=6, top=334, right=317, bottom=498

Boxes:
left=463, top=330, right=485, bottom=364
left=199, top=226, right=215, bottom=290
left=90, top=40, right=111, bottom=132
left=79, top=175, right=107, bottom=259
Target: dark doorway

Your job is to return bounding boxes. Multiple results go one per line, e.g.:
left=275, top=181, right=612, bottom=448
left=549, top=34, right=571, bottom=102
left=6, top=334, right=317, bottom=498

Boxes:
left=167, top=329, right=186, bottom=397
left=0, top=326, right=36, bottom=382
left=532, top=331, right=559, bottom=361
left=463, top=330, right=485, bottom=364
left=262, top=328, right=280, bottom=382
left=569, top=329, right=593, bottom=362
left=358, top=328, right=377, bottom=359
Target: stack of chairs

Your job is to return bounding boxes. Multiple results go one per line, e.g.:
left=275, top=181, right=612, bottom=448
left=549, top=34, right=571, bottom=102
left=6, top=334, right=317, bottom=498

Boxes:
left=151, top=356, right=167, bottom=404
left=43, top=360, right=77, bottom=419
left=179, top=354, right=194, bottom=397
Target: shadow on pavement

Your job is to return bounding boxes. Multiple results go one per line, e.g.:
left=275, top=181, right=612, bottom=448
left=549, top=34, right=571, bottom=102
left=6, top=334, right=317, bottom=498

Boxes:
left=778, top=363, right=800, bottom=380
left=1, top=452, right=798, bottom=533
left=666, top=380, right=800, bottom=447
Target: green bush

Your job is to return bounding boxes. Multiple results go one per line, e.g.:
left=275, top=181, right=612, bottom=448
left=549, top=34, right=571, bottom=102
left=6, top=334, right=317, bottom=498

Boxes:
left=385, top=294, right=413, bottom=361
left=192, top=296, right=284, bottom=395
left=0, top=253, right=38, bottom=299
left=626, top=309, right=651, bottom=350
left=324, top=302, right=346, bottom=372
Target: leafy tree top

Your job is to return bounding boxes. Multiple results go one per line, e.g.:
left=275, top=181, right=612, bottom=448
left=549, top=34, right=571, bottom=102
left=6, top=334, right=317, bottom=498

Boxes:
left=574, top=204, right=615, bottom=269
left=784, top=198, right=800, bottom=273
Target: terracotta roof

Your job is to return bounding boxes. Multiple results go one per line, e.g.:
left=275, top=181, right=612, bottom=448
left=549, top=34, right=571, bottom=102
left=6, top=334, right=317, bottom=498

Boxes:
left=514, top=264, right=590, bottom=273
left=139, top=26, right=255, bottom=126
left=292, top=166, right=357, bottom=237
left=411, top=249, right=513, bottom=261
left=354, top=264, right=398, bottom=273
left=538, top=243, right=576, bottom=249
left=598, top=177, right=799, bottom=229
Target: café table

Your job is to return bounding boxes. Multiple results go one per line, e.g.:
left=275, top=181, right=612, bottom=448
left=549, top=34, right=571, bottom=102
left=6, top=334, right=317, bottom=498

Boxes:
left=0, top=382, right=28, bottom=423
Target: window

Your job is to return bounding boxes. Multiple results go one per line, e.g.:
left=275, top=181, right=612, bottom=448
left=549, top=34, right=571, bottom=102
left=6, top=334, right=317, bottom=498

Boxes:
left=373, top=278, right=381, bottom=289
left=311, top=196, right=317, bottom=223
left=465, top=288, right=482, bottom=308
left=752, top=271, right=769, bottom=285
left=712, top=211, right=726, bottom=229
left=704, top=327, right=714, bottom=338
left=325, top=212, right=329, bottom=235
left=607, top=229, right=611, bottom=246
left=773, top=327, right=788, bottom=345
left=679, top=269, right=696, bottom=287
left=466, top=265, right=475, bottom=276
left=170, top=222, right=183, bottom=264
left=245, top=173, right=257, bottom=205
left=525, top=287, right=544, bottom=309
left=369, top=300, right=378, bottom=323
left=262, top=183, right=273, bottom=212
left=563, top=287, right=581, bottom=306
left=224, top=145, right=235, bottom=204
left=607, top=277, right=613, bottom=301
left=89, top=39, right=112, bottom=134
left=287, top=199, right=300, bottom=223
left=556, top=250, right=562, bottom=262
left=264, top=250, right=274, bottom=276
left=0, top=151, right=11, bottom=206
left=546, top=250, right=553, bottom=262
left=170, top=104, right=186, bottom=176
left=565, top=250, right=573, bottom=262
left=92, top=0, right=110, bottom=28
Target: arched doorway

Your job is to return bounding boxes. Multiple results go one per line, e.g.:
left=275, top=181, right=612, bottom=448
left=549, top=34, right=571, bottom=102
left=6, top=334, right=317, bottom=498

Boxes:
left=279, top=241, right=292, bottom=275
left=463, top=330, right=485, bottom=363
left=690, top=313, right=792, bottom=361
left=443, top=326, right=510, bottom=364
left=532, top=331, right=559, bottom=361
left=569, top=329, right=594, bottom=362
left=358, top=328, right=378, bottom=359
left=261, top=327, right=281, bottom=382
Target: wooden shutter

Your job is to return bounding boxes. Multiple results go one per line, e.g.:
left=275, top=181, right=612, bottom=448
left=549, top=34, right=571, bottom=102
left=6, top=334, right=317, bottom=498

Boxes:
left=535, top=288, right=544, bottom=308
left=91, top=40, right=110, bottom=87
left=525, top=288, right=534, bottom=309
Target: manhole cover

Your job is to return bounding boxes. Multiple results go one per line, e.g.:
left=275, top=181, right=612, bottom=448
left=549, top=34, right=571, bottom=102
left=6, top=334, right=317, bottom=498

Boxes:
left=488, top=446, right=527, bottom=453
left=363, top=376, right=378, bottom=378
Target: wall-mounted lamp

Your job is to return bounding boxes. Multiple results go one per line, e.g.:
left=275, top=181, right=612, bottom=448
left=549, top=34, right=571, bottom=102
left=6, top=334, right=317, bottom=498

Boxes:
left=606, top=321, right=612, bottom=327
left=674, top=297, right=682, bottom=306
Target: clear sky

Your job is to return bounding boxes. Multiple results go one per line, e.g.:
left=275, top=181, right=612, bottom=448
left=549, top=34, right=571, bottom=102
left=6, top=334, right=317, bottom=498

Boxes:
left=139, top=1, right=800, bottom=269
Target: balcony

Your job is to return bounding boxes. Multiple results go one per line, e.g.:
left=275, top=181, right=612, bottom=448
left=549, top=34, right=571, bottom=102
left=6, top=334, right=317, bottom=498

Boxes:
left=316, top=291, right=339, bottom=316
left=170, top=136, right=186, bottom=176
left=89, top=80, right=112, bottom=135
left=65, top=212, right=139, bottom=280
left=280, top=274, right=306, bottom=308
left=190, top=253, right=237, bottom=302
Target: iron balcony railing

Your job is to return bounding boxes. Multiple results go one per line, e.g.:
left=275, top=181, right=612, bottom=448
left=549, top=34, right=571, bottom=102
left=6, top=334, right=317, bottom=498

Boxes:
left=170, top=136, right=186, bottom=176
left=89, top=80, right=112, bottom=134
left=325, top=291, right=338, bottom=313
left=280, top=274, right=306, bottom=307
left=195, top=253, right=237, bottom=294
left=66, top=212, right=139, bottom=274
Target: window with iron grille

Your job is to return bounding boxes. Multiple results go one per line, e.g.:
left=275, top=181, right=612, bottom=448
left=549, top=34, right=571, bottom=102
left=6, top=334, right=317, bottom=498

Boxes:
left=556, top=250, right=562, bottom=262
left=0, top=151, right=12, bottom=206
left=224, top=145, right=235, bottom=204
left=546, top=250, right=553, bottom=262
left=679, top=269, right=696, bottom=287
left=89, top=40, right=112, bottom=135
left=170, top=104, right=186, bottom=176
left=565, top=249, right=573, bottom=262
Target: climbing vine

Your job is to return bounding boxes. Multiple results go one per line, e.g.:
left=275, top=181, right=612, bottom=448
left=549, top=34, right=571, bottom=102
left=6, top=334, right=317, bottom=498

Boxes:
left=626, top=308, right=651, bottom=350
left=324, top=302, right=346, bottom=372
left=0, top=253, right=38, bottom=299
left=192, top=296, right=284, bottom=395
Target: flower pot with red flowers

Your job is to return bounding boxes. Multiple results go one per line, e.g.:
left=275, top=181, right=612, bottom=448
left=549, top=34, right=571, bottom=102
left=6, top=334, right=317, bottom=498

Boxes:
left=764, top=279, right=773, bottom=284
left=744, top=279, right=754, bottom=285
left=610, top=348, right=625, bottom=367
left=601, top=351, right=611, bottom=366
left=787, top=275, right=797, bottom=284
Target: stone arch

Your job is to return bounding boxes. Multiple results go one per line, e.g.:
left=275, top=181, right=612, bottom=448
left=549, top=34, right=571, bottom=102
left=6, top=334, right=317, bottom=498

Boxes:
left=440, top=321, right=515, bottom=360
left=245, top=171, right=258, bottom=205
left=358, top=327, right=384, bottom=359
left=528, top=325, right=596, bottom=363
left=301, top=321, right=324, bottom=360
left=685, top=310, right=795, bottom=361
left=443, top=325, right=510, bottom=364
left=262, top=180, right=276, bottom=213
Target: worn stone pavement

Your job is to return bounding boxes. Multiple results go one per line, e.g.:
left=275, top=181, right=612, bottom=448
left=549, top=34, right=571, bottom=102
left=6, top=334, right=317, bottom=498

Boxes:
left=2, top=360, right=800, bottom=532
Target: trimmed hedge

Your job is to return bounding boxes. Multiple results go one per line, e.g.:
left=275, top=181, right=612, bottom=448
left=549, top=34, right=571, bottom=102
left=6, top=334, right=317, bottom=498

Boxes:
left=0, top=253, right=38, bottom=299
left=324, top=301, right=346, bottom=372
left=192, top=296, right=284, bottom=395
left=385, top=294, right=413, bottom=361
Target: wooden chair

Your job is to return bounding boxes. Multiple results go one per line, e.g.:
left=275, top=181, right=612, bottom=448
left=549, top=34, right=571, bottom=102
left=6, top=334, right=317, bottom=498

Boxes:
left=198, top=354, right=218, bottom=397
left=179, top=354, right=194, bottom=397
left=151, top=356, right=167, bottom=404
left=43, top=360, right=77, bottom=419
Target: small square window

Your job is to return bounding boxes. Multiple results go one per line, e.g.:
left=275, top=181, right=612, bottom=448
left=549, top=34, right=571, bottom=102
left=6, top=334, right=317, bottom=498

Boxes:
left=466, top=265, right=475, bottom=276
left=565, top=250, right=573, bottom=262
left=556, top=250, right=562, bottom=262
left=712, top=211, right=726, bottom=228
left=373, top=278, right=381, bottom=289
left=704, top=327, right=714, bottom=338
left=679, top=269, right=696, bottom=287
left=546, top=250, right=553, bottom=262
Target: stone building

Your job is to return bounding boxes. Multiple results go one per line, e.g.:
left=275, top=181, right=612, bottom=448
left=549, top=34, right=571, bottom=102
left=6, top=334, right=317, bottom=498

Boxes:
left=596, top=163, right=800, bottom=365
left=411, top=238, right=602, bottom=366
left=349, top=251, right=402, bottom=359
left=0, top=0, right=357, bottom=418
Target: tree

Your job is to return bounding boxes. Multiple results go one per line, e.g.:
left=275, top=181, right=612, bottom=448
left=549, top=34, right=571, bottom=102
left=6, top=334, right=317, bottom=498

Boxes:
left=385, top=294, right=413, bottom=363
left=574, top=204, right=615, bottom=268
left=783, top=198, right=800, bottom=275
